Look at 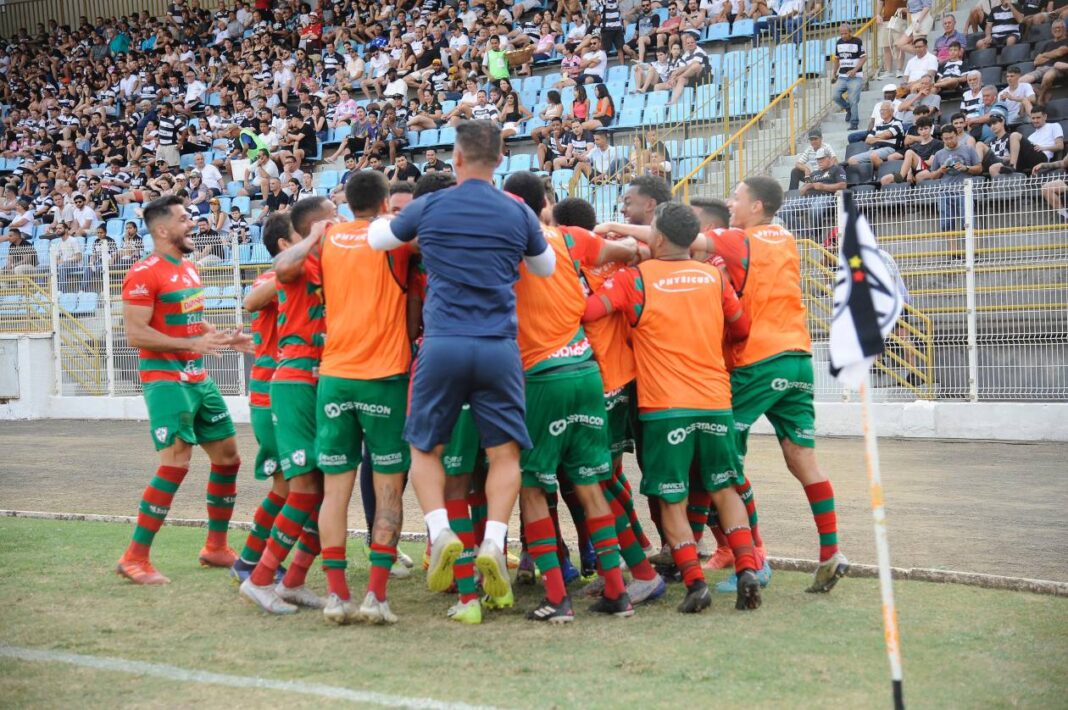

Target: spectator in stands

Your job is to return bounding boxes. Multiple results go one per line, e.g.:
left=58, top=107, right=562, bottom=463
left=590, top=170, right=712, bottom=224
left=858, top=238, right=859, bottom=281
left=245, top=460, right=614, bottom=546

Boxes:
left=832, top=22, right=867, bottom=132
left=976, top=0, right=1023, bottom=48
left=880, top=115, right=943, bottom=184
left=997, top=66, right=1036, bottom=128
left=933, top=14, right=966, bottom=61
left=917, top=124, right=982, bottom=246
left=634, top=47, right=672, bottom=94
left=582, top=84, right=616, bottom=130
left=228, top=207, right=250, bottom=245
left=553, top=122, right=594, bottom=171
left=6, top=198, right=35, bottom=236
left=1021, top=18, right=1068, bottom=104
left=965, top=84, right=1000, bottom=141
left=895, top=0, right=934, bottom=57
left=1036, top=155, right=1068, bottom=220
left=0, top=229, right=37, bottom=275
left=386, top=154, right=422, bottom=183
left=1016, top=0, right=1060, bottom=30
left=55, top=221, right=85, bottom=290
left=580, top=131, right=623, bottom=183
left=258, top=178, right=291, bottom=223
left=664, top=31, right=709, bottom=106
left=982, top=108, right=1046, bottom=176
left=901, top=36, right=938, bottom=92
left=897, top=75, right=942, bottom=128
left=599, top=0, right=627, bottom=66
left=115, top=231, right=143, bottom=267
left=624, top=0, right=661, bottom=63
left=877, top=0, right=907, bottom=78
left=847, top=101, right=904, bottom=170
left=537, top=118, right=568, bottom=171
left=206, top=197, right=228, bottom=234
left=960, top=70, right=985, bottom=118
left=191, top=216, right=225, bottom=267
left=83, top=225, right=117, bottom=291
left=423, top=148, right=452, bottom=173
left=193, top=152, right=223, bottom=195
left=934, top=41, right=967, bottom=93
left=789, top=128, right=838, bottom=190
left=499, top=92, right=533, bottom=138
left=787, top=147, right=846, bottom=238
left=848, top=84, right=902, bottom=143
left=69, top=193, right=98, bottom=238
left=575, top=36, right=609, bottom=85
left=1027, top=105, right=1066, bottom=159
left=966, top=0, right=996, bottom=32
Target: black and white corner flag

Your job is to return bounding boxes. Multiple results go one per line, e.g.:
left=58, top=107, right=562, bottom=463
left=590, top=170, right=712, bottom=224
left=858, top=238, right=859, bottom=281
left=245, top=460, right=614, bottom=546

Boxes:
left=829, top=191, right=904, bottom=388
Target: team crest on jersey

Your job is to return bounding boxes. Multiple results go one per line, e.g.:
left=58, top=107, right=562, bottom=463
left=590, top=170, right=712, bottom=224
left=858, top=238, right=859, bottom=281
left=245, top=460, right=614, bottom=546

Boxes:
left=652, top=269, right=716, bottom=293
left=154, top=427, right=169, bottom=443
left=129, top=283, right=149, bottom=297
left=292, top=449, right=307, bottom=467
left=263, top=459, right=277, bottom=475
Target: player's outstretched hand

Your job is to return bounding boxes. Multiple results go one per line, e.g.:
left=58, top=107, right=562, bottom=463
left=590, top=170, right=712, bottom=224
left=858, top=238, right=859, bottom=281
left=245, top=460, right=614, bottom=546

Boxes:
left=192, top=329, right=234, bottom=357
left=225, top=329, right=256, bottom=354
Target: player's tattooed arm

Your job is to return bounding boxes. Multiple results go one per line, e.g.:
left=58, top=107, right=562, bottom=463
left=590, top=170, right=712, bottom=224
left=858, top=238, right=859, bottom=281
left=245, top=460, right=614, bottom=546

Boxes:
left=274, top=220, right=329, bottom=283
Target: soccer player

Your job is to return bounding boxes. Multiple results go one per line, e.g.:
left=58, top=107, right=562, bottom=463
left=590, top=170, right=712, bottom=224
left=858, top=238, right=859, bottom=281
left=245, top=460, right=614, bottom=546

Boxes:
left=311, top=172, right=414, bottom=625
left=368, top=120, right=555, bottom=613
left=230, top=216, right=301, bottom=583
left=239, top=198, right=338, bottom=613
left=583, top=202, right=763, bottom=612
left=116, top=194, right=252, bottom=585
left=721, top=176, right=850, bottom=593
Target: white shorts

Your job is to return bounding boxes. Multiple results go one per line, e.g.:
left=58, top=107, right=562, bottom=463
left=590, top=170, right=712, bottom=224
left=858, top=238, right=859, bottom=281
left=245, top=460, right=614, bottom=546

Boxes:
left=905, top=13, right=935, bottom=38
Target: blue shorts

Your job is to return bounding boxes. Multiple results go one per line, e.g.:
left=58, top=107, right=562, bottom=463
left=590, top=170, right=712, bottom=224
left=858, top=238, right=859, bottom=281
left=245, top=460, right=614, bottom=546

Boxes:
left=405, top=336, right=532, bottom=452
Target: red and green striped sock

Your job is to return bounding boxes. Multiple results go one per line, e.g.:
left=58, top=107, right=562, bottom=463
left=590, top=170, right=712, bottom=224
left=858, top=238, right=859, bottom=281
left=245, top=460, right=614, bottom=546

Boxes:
left=804, top=480, right=839, bottom=562
left=686, top=490, right=712, bottom=543
left=587, top=514, right=625, bottom=599
left=725, top=526, right=757, bottom=573
left=446, top=499, right=479, bottom=604
left=205, top=461, right=240, bottom=549
left=126, top=465, right=189, bottom=559
left=526, top=516, right=566, bottom=604
left=467, top=491, right=488, bottom=545
left=250, top=490, right=318, bottom=586
left=321, top=546, right=349, bottom=600
left=605, top=489, right=658, bottom=581
left=735, top=475, right=764, bottom=547
left=239, top=491, right=286, bottom=565
left=670, top=541, right=704, bottom=587
left=368, top=543, right=396, bottom=602
left=282, top=508, right=321, bottom=588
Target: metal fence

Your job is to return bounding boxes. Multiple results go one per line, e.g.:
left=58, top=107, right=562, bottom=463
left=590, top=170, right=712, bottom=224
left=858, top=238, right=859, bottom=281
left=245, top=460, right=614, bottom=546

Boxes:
left=794, top=175, right=1068, bottom=402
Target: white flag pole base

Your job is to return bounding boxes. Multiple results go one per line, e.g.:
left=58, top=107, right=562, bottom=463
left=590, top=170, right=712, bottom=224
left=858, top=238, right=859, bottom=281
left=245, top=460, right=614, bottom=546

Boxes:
left=860, top=373, right=905, bottom=710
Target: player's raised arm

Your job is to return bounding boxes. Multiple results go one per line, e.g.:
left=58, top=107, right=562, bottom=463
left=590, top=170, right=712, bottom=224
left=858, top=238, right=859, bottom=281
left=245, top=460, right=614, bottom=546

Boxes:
left=243, top=273, right=277, bottom=312
left=369, top=195, right=425, bottom=250
left=123, top=302, right=232, bottom=355
left=273, top=217, right=330, bottom=283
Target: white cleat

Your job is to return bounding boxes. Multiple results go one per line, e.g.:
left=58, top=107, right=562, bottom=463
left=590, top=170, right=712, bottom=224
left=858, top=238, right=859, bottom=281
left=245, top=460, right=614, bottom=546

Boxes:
left=239, top=578, right=298, bottom=615
left=275, top=583, right=325, bottom=609
left=426, top=529, right=462, bottom=593
left=356, top=591, right=399, bottom=624
left=397, top=550, right=414, bottom=569
left=323, top=593, right=358, bottom=625
left=475, top=539, right=512, bottom=600
left=390, top=561, right=412, bottom=579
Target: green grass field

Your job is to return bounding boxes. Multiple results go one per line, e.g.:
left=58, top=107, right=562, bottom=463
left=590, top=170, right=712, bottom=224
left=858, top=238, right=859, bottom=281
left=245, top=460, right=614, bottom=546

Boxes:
left=1, top=517, right=1066, bottom=708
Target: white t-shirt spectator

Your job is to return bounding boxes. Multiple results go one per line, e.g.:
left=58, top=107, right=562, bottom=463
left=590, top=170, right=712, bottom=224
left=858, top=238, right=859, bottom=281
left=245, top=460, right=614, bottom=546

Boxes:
left=903, top=53, right=938, bottom=84
left=449, top=33, right=470, bottom=53
left=1029, top=122, right=1064, bottom=160
left=199, top=163, right=223, bottom=192
left=70, top=204, right=98, bottom=231
left=997, top=82, right=1035, bottom=125
left=581, top=49, right=608, bottom=80
left=57, top=236, right=82, bottom=264
left=588, top=144, right=617, bottom=173
left=185, top=79, right=207, bottom=106
left=383, top=77, right=409, bottom=99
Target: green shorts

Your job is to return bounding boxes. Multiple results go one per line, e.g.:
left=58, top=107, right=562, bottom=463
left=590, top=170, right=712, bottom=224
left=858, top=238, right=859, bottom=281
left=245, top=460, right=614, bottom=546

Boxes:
left=143, top=379, right=235, bottom=452
left=316, top=374, right=410, bottom=475
left=443, top=405, right=481, bottom=476
left=250, top=405, right=280, bottom=481
left=521, top=365, right=612, bottom=492
left=271, top=381, right=318, bottom=480
left=731, top=352, right=816, bottom=457
left=639, top=412, right=743, bottom=504
left=605, top=381, right=636, bottom=460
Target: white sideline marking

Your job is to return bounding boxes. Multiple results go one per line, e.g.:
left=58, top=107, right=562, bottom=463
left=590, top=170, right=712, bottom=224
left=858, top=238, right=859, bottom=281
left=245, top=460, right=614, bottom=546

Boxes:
left=0, top=644, right=501, bottom=710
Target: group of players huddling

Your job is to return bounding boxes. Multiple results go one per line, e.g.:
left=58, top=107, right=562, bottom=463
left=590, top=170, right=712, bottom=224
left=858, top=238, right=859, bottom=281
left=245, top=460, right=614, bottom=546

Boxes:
left=114, top=120, right=849, bottom=625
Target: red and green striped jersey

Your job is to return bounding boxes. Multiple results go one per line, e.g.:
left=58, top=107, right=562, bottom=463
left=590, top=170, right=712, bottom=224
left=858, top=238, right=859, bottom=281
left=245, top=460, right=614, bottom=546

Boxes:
left=248, top=269, right=279, bottom=407
left=273, top=252, right=324, bottom=384
left=121, top=252, right=207, bottom=384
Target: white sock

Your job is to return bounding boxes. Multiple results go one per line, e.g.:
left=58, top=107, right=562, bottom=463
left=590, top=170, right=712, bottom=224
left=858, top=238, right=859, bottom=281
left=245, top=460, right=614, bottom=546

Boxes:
left=425, top=509, right=450, bottom=543
left=484, top=520, right=509, bottom=551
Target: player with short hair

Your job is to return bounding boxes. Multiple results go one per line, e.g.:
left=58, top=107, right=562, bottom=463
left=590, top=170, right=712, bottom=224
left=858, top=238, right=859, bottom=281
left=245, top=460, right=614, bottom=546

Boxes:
left=583, top=201, right=763, bottom=612
left=239, top=198, right=338, bottom=614
left=311, top=171, right=415, bottom=625
left=721, top=176, right=849, bottom=593
left=116, top=194, right=253, bottom=585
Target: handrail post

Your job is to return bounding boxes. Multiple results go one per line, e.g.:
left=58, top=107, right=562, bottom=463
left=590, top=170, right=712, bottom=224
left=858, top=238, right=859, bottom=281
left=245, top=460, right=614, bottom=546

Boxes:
left=964, top=179, right=978, bottom=402
left=50, top=249, right=61, bottom=395
left=102, top=251, right=115, bottom=396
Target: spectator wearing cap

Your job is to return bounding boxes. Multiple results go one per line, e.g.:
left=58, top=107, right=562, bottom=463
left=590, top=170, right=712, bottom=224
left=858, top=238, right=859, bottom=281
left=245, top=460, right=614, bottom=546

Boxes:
left=996, top=66, right=1035, bottom=128
left=847, top=101, right=904, bottom=170
left=786, top=146, right=847, bottom=238
left=1020, top=19, right=1067, bottom=105
left=206, top=196, right=229, bottom=233
left=0, top=229, right=37, bottom=275
left=981, top=107, right=1045, bottom=177
left=848, top=83, right=902, bottom=143
left=790, top=129, right=839, bottom=190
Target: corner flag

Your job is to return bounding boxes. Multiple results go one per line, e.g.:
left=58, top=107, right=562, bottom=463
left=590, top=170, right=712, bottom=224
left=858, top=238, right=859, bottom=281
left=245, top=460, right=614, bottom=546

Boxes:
left=829, top=190, right=904, bottom=388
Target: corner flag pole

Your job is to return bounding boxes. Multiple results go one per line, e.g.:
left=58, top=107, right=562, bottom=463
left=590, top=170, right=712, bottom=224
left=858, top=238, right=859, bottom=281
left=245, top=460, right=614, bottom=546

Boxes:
left=859, top=373, right=905, bottom=710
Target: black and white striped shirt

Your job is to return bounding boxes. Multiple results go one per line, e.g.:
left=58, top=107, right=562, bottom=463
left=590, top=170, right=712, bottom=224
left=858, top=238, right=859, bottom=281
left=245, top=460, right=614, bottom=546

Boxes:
left=987, top=5, right=1020, bottom=41
left=871, top=118, right=904, bottom=149
left=834, top=36, right=865, bottom=77
left=682, top=46, right=709, bottom=71
left=157, top=114, right=186, bottom=146
left=601, top=0, right=624, bottom=30
left=961, top=89, right=982, bottom=116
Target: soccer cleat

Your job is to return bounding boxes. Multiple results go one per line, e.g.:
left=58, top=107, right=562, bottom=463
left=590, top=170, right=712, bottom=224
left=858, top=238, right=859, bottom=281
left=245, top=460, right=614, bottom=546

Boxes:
left=715, top=560, right=773, bottom=593
left=447, top=598, right=483, bottom=624
left=580, top=539, right=598, bottom=577
left=527, top=595, right=575, bottom=623
left=390, top=560, right=412, bottom=579
left=754, top=544, right=767, bottom=569
left=560, top=556, right=581, bottom=585
left=276, top=583, right=325, bottom=609
left=702, top=545, right=735, bottom=570
left=580, top=575, right=606, bottom=598
left=231, top=560, right=287, bottom=585
left=626, top=574, right=667, bottom=604
left=506, top=549, right=520, bottom=570
left=426, top=529, right=463, bottom=593
left=677, top=580, right=712, bottom=614
left=696, top=534, right=715, bottom=559
left=589, top=591, right=635, bottom=618
left=475, top=539, right=512, bottom=600
left=239, top=578, right=298, bottom=614
left=116, top=556, right=170, bottom=585
left=356, top=591, right=398, bottom=624
left=735, top=569, right=763, bottom=610
left=482, top=587, right=515, bottom=610
left=198, top=545, right=238, bottom=568
left=648, top=544, right=673, bottom=567
left=516, top=551, right=537, bottom=585
left=323, top=593, right=358, bottom=625
left=397, top=550, right=414, bottom=569
left=807, top=551, right=850, bottom=593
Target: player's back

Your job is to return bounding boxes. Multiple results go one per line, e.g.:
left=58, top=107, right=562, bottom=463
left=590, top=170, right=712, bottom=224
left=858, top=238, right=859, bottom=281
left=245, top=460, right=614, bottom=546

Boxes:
left=514, top=225, right=590, bottom=372
left=274, top=252, right=324, bottom=383
left=632, top=259, right=732, bottom=412
left=318, top=219, right=412, bottom=380
left=409, top=180, right=544, bottom=339
left=249, top=269, right=279, bottom=406
left=729, top=223, right=811, bottom=368
left=121, top=253, right=207, bottom=384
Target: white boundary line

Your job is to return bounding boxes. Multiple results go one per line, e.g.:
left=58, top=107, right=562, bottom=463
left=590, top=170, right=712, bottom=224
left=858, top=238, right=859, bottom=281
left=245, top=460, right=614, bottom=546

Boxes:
left=3, top=509, right=1067, bottom=597
left=0, top=644, right=502, bottom=710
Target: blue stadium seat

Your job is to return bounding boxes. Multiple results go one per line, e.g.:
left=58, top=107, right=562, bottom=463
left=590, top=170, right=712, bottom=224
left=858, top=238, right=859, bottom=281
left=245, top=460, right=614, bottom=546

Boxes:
left=232, top=196, right=251, bottom=214
left=509, top=153, right=533, bottom=172
left=619, top=93, right=645, bottom=112
left=774, top=43, right=800, bottom=90
left=730, top=19, right=755, bottom=39
left=0, top=241, right=8, bottom=268
left=179, top=153, right=198, bottom=169
left=248, top=225, right=262, bottom=242
left=520, top=89, right=540, bottom=107
left=804, top=39, right=826, bottom=75
left=706, top=22, right=730, bottom=42
left=683, top=137, right=707, bottom=158
left=249, top=244, right=271, bottom=264
left=58, top=292, right=78, bottom=312
left=226, top=181, right=243, bottom=197
left=616, top=107, right=644, bottom=129
left=436, top=126, right=456, bottom=147
left=238, top=244, right=253, bottom=264
left=588, top=185, right=620, bottom=223
left=121, top=203, right=140, bottom=220
left=317, top=170, right=340, bottom=189
left=606, top=65, right=630, bottom=85
left=217, top=197, right=231, bottom=212
left=338, top=204, right=354, bottom=220
left=644, top=90, right=670, bottom=108
left=106, top=219, right=123, bottom=238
